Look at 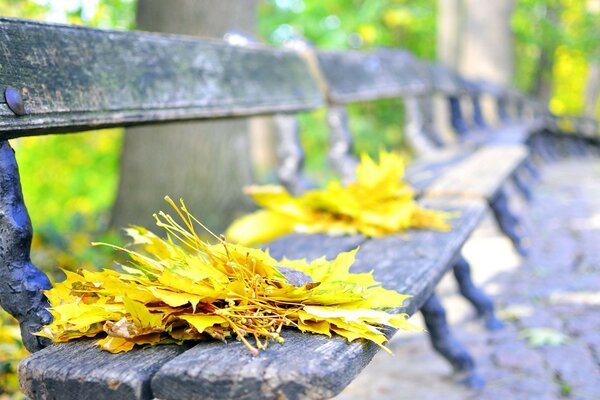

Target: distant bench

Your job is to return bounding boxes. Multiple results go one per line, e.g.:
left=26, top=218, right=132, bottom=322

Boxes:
left=0, top=17, right=594, bottom=400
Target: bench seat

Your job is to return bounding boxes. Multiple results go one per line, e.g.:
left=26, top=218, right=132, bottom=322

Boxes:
left=425, top=145, right=529, bottom=199
left=405, top=142, right=529, bottom=200
left=462, top=119, right=546, bottom=146
left=19, top=198, right=485, bottom=400
left=405, top=147, right=475, bottom=191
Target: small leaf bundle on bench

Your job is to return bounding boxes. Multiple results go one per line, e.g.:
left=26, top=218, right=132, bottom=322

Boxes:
left=38, top=197, right=417, bottom=355
left=226, top=151, right=453, bottom=245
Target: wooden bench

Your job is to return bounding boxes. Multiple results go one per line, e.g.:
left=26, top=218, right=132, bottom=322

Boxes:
left=303, top=48, right=536, bottom=256
left=277, top=45, right=507, bottom=328
left=460, top=82, right=599, bottom=164
left=0, top=18, right=548, bottom=400
left=535, top=114, right=600, bottom=159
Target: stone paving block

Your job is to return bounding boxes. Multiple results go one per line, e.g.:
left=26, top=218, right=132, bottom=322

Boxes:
left=491, top=342, right=547, bottom=376
left=581, top=334, right=600, bottom=366
left=564, top=310, right=600, bottom=337
left=516, top=308, right=563, bottom=330
left=484, top=375, right=558, bottom=399
left=543, top=343, right=600, bottom=396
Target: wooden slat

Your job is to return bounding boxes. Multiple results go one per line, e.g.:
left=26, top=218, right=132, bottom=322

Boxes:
left=315, top=49, right=430, bottom=104
left=471, top=80, right=506, bottom=97
left=352, top=198, right=485, bottom=315
left=264, top=232, right=366, bottom=261
left=405, top=146, right=475, bottom=191
left=0, top=18, right=323, bottom=138
left=462, top=121, right=541, bottom=146
left=488, top=120, right=546, bottom=143
left=426, top=145, right=529, bottom=199
left=150, top=199, right=484, bottom=400
left=18, top=340, right=189, bottom=400
left=427, top=62, right=465, bottom=96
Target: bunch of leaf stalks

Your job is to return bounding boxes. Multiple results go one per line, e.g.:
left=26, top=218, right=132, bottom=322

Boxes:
left=226, top=151, right=453, bottom=246
left=39, top=197, right=418, bottom=355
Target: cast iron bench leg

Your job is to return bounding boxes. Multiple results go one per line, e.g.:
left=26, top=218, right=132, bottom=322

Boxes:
left=530, top=134, right=548, bottom=162
left=453, top=256, right=503, bottom=331
left=0, top=140, right=53, bottom=353
left=490, top=187, right=530, bottom=257
left=511, top=171, right=533, bottom=202
left=574, top=137, right=589, bottom=156
left=536, top=134, right=557, bottom=162
left=565, top=136, right=585, bottom=157
left=420, top=293, right=485, bottom=389
left=522, top=157, right=541, bottom=182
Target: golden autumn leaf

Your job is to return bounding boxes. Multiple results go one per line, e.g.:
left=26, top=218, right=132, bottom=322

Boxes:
left=226, top=151, right=453, bottom=246
left=39, top=197, right=419, bottom=355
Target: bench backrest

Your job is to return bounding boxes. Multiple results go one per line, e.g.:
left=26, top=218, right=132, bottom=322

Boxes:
left=315, top=49, right=430, bottom=103
left=0, top=17, right=326, bottom=352
left=0, top=17, right=323, bottom=138
left=306, top=49, right=439, bottom=181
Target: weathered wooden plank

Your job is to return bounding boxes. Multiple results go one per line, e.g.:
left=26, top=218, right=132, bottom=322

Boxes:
left=152, top=329, right=380, bottom=400
left=350, top=198, right=485, bottom=315
left=471, top=80, right=506, bottom=98
left=425, top=145, right=529, bottom=199
left=315, top=49, right=430, bottom=104
left=0, top=18, right=323, bottom=138
left=18, top=340, right=190, bottom=400
left=264, top=233, right=366, bottom=261
left=426, top=62, right=466, bottom=96
left=405, top=146, right=475, bottom=191
left=462, top=121, right=542, bottom=146
left=150, top=199, right=485, bottom=400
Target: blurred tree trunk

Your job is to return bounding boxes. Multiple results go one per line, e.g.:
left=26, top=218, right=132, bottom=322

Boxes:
left=111, top=0, right=258, bottom=234
left=584, top=57, right=600, bottom=118
left=530, top=2, right=561, bottom=103
left=438, top=0, right=515, bottom=84
left=436, top=0, right=515, bottom=129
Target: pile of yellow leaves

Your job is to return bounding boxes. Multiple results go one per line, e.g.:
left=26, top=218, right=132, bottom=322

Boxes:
left=226, top=151, right=452, bottom=246
left=39, top=197, right=418, bottom=355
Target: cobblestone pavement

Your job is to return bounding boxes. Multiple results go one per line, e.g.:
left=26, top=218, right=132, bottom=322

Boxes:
left=336, top=158, right=600, bottom=400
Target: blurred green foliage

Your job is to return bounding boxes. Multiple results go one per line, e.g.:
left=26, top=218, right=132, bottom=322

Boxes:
left=513, top=0, right=600, bottom=115
left=13, top=131, right=124, bottom=275
left=259, top=0, right=436, bottom=174
left=258, top=0, right=436, bottom=56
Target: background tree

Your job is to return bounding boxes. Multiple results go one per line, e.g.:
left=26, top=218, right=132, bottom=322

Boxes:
left=437, top=0, right=515, bottom=84
left=110, top=0, right=258, bottom=233
left=581, top=0, right=600, bottom=118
